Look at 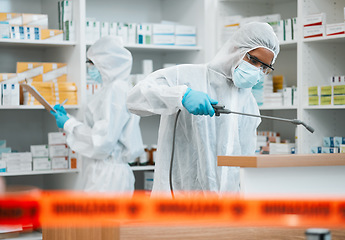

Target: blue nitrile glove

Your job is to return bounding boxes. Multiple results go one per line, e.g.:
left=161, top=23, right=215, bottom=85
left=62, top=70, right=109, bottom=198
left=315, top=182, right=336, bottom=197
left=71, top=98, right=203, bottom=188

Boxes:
left=50, top=110, right=69, bottom=129
left=182, top=88, right=218, bottom=117
left=53, top=104, right=67, bottom=114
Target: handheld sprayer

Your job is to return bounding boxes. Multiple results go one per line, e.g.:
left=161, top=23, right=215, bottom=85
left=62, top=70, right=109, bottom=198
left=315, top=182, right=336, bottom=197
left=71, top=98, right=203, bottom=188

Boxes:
left=169, top=105, right=314, bottom=198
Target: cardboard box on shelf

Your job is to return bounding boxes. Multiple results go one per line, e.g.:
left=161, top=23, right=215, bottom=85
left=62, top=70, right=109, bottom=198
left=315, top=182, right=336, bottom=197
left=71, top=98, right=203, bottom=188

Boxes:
left=41, top=29, right=63, bottom=41
left=0, top=13, right=22, bottom=25
left=42, top=63, right=68, bottom=82
left=22, top=13, right=48, bottom=29
left=16, top=62, right=44, bottom=80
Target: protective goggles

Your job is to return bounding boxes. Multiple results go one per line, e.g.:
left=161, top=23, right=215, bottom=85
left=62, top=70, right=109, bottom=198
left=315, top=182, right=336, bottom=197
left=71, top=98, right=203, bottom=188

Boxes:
left=246, top=52, right=274, bottom=75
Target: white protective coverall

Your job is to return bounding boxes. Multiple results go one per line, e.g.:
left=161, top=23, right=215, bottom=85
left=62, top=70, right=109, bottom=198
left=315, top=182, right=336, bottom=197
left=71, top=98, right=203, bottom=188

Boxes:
left=64, top=36, right=144, bottom=192
left=126, top=22, right=279, bottom=196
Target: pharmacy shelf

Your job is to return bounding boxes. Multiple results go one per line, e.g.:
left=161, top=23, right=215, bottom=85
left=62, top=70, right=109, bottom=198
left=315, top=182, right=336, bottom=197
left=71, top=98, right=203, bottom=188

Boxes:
left=259, top=105, right=298, bottom=110
left=303, top=105, right=345, bottom=110
left=86, top=42, right=202, bottom=52
left=125, top=44, right=202, bottom=52
left=0, top=105, right=80, bottom=110
left=131, top=165, right=155, bottom=171
left=0, top=39, right=76, bottom=48
left=0, top=169, right=79, bottom=177
left=303, top=35, right=345, bottom=44
left=280, top=41, right=297, bottom=50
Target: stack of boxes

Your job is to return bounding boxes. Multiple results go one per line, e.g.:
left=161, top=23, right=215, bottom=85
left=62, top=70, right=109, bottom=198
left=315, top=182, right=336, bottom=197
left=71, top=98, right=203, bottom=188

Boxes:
left=256, top=131, right=295, bottom=155
left=303, top=10, right=345, bottom=39
left=0, top=133, right=77, bottom=173
left=152, top=24, right=174, bottom=45
left=58, top=0, right=74, bottom=41
left=175, top=25, right=197, bottom=46
left=48, top=132, right=69, bottom=170
left=219, top=14, right=298, bottom=48
left=332, top=76, right=345, bottom=105
left=308, top=76, right=345, bottom=106
left=0, top=12, right=64, bottom=41
left=85, top=20, right=197, bottom=46
left=17, top=62, right=68, bottom=83
left=264, top=75, right=284, bottom=106
left=311, top=136, right=345, bottom=154
left=24, top=82, right=78, bottom=106
left=303, top=13, right=326, bottom=39
left=272, top=17, right=298, bottom=43
left=2, top=152, right=32, bottom=173
left=31, top=145, right=51, bottom=171
left=257, top=74, right=297, bottom=107
left=0, top=62, right=77, bottom=107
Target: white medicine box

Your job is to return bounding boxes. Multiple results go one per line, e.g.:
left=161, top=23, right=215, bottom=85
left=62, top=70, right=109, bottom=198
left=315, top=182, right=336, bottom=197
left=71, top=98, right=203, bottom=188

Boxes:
left=48, top=132, right=67, bottom=145
left=30, top=145, right=49, bottom=158
left=49, top=144, right=69, bottom=158
left=2, top=83, right=19, bottom=106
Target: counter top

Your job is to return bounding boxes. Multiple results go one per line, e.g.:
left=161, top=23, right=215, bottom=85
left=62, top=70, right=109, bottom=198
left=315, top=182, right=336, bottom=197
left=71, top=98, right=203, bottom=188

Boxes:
left=218, top=153, right=345, bottom=168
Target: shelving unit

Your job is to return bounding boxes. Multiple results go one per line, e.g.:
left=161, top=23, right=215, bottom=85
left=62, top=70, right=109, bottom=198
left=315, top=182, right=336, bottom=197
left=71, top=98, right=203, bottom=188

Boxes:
left=0, top=0, right=209, bottom=192
left=0, top=0, right=84, bottom=191
left=0, top=169, right=79, bottom=177
left=86, top=42, right=202, bottom=52
left=298, top=0, right=345, bottom=153
left=217, top=0, right=345, bottom=153
left=215, top=0, right=298, bottom=144
left=0, top=105, right=80, bottom=110
left=2, top=0, right=343, bottom=195
left=0, top=39, right=77, bottom=47
left=131, top=165, right=155, bottom=171
left=259, top=106, right=297, bottom=110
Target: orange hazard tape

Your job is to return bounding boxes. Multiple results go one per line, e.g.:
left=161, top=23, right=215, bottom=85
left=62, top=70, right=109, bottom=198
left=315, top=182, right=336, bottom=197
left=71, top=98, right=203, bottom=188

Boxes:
left=1, top=191, right=345, bottom=228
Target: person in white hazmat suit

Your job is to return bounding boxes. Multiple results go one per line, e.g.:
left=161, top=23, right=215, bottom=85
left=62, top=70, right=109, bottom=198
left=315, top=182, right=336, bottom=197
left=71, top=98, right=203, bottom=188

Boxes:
left=50, top=36, right=144, bottom=192
left=126, top=22, right=279, bottom=196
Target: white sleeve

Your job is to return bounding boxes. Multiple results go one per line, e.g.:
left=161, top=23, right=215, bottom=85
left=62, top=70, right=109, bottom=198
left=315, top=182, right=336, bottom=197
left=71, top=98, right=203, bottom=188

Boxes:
left=64, top=90, right=130, bottom=160
left=239, top=94, right=261, bottom=156
left=126, top=68, right=188, bottom=116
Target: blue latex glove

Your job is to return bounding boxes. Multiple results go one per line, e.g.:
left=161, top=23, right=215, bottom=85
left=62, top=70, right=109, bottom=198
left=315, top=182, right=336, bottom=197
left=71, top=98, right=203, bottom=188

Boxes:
left=182, top=88, right=218, bottom=117
left=54, top=104, right=67, bottom=114
left=50, top=108, right=69, bottom=129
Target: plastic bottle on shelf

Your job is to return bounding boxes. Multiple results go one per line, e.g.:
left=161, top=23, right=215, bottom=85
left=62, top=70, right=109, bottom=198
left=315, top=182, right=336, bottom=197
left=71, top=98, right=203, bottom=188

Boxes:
left=150, top=144, right=157, bottom=165
left=139, top=145, right=150, bottom=166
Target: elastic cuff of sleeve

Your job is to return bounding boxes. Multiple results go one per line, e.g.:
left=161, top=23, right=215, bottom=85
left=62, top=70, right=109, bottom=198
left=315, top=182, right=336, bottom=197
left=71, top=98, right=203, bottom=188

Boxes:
left=180, top=85, right=190, bottom=106
left=63, top=118, right=82, bottom=134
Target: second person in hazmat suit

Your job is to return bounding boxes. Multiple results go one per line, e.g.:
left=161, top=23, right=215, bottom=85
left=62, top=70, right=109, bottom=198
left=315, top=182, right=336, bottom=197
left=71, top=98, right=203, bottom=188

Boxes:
left=126, top=22, right=279, bottom=197
left=51, top=36, right=144, bottom=193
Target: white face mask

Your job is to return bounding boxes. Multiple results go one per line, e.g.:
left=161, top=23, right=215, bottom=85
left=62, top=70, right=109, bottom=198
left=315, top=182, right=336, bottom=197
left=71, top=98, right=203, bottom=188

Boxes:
left=233, top=60, right=264, bottom=88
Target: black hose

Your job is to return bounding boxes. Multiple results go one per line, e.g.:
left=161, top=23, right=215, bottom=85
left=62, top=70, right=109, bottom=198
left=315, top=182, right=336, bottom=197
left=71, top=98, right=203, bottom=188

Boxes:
left=169, top=109, right=181, bottom=198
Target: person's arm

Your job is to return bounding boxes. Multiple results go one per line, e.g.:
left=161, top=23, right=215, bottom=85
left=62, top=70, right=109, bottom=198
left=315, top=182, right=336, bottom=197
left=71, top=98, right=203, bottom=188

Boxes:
left=64, top=89, right=130, bottom=160
left=127, top=68, right=188, bottom=116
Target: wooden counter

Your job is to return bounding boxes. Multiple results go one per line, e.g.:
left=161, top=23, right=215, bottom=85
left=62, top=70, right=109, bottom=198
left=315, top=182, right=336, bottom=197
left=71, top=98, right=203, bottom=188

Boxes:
left=43, top=226, right=345, bottom=240
left=218, top=153, right=345, bottom=168
left=217, top=153, right=345, bottom=196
